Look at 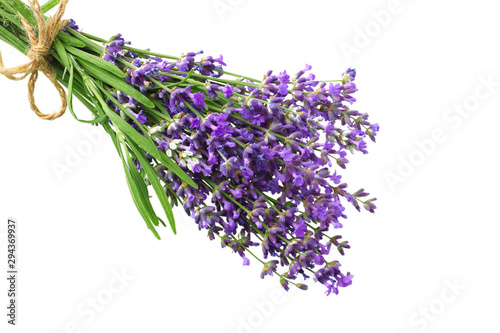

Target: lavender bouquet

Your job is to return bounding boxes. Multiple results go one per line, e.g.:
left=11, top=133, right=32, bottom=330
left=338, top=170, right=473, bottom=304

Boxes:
left=0, top=0, right=379, bottom=295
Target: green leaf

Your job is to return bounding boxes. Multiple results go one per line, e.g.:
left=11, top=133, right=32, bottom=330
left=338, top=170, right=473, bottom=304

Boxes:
left=8, top=0, right=34, bottom=26
left=157, top=217, right=167, bottom=228
left=41, top=0, right=61, bottom=13
left=100, top=105, right=198, bottom=189
left=52, top=37, right=69, bottom=68
left=66, top=64, right=106, bottom=124
left=99, top=88, right=155, bottom=142
left=124, top=163, right=161, bottom=239
left=0, top=7, right=23, bottom=30
left=64, top=45, right=126, bottom=78
left=57, top=32, right=86, bottom=48
left=96, top=96, right=164, bottom=240
left=0, top=24, right=25, bottom=53
left=117, top=133, right=161, bottom=239
left=126, top=170, right=161, bottom=239
left=143, top=99, right=172, bottom=121
left=127, top=155, right=160, bottom=228
left=51, top=63, right=96, bottom=112
left=67, top=27, right=105, bottom=53
left=77, top=58, right=155, bottom=109
left=129, top=140, right=177, bottom=234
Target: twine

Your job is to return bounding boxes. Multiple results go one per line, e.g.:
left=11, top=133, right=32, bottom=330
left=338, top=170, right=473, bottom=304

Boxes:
left=0, top=0, right=69, bottom=120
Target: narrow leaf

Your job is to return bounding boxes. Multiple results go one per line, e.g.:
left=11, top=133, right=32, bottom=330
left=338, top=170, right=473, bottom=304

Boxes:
left=127, top=155, right=160, bottom=228
left=66, top=64, right=106, bottom=124
left=129, top=140, right=177, bottom=234
left=65, top=45, right=126, bottom=78
left=117, top=133, right=161, bottom=239
left=57, top=32, right=86, bottom=48
left=101, top=105, right=198, bottom=189
left=8, top=0, right=34, bottom=26
left=41, top=0, right=61, bottom=13
left=52, top=37, right=69, bottom=68
left=67, top=27, right=105, bottom=53
left=78, top=58, right=155, bottom=109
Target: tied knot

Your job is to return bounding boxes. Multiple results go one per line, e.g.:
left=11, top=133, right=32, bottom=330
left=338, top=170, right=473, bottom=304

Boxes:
left=0, top=0, right=70, bottom=121
left=27, top=44, right=51, bottom=62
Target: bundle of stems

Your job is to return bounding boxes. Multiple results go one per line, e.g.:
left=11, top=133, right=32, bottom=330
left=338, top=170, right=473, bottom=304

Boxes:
left=0, top=0, right=379, bottom=295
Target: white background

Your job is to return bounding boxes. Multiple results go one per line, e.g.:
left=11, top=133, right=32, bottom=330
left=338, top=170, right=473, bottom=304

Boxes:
left=1, top=0, right=499, bottom=332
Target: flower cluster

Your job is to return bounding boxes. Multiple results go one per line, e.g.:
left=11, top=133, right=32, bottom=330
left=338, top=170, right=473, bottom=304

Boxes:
left=0, top=0, right=380, bottom=296
left=99, top=33, right=379, bottom=295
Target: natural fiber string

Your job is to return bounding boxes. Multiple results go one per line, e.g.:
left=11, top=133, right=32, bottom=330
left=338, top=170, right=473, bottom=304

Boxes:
left=0, top=0, right=69, bottom=120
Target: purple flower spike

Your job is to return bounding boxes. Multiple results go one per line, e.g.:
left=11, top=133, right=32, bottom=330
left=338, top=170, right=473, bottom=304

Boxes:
left=90, top=27, right=378, bottom=295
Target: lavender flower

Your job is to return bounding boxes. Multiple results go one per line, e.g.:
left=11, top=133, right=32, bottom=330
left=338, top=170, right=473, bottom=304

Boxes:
left=0, top=5, right=379, bottom=295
